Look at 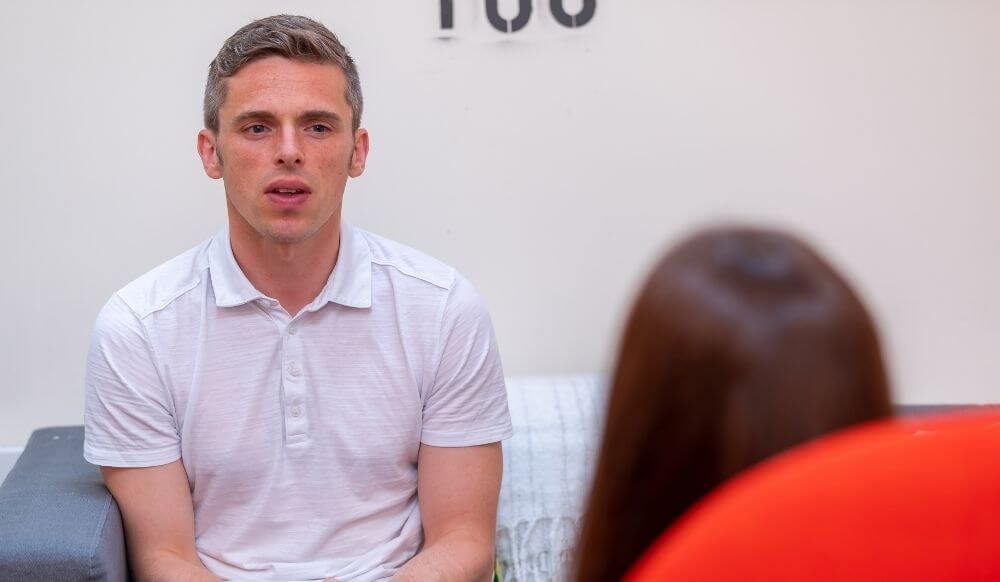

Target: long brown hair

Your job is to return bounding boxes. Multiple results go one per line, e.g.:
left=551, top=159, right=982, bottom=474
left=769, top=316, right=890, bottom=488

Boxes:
left=575, top=227, right=892, bottom=581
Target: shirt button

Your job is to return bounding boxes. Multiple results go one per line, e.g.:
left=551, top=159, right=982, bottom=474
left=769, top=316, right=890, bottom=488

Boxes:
left=289, top=405, right=302, bottom=418
left=288, top=325, right=298, bottom=336
left=289, top=363, right=302, bottom=377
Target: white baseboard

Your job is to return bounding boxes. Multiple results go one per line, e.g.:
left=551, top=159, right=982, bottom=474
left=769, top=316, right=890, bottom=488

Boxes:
left=0, top=447, right=24, bottom=483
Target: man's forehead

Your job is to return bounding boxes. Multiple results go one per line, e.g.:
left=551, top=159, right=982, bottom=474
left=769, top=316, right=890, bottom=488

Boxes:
left=220, top=56, right=350, bottom=117
left=227, top=56, right=347, bottom=90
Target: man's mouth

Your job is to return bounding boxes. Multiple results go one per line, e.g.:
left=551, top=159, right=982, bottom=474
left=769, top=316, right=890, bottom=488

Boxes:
left=265, top=179, right=311, bottom=208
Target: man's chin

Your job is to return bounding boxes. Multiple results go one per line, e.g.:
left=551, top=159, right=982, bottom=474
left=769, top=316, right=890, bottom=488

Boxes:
left=263, top=229, right=315, bottom=245
left=256, top=220, right=333, bottom=246
left=232, top=210, right=338, bottom=246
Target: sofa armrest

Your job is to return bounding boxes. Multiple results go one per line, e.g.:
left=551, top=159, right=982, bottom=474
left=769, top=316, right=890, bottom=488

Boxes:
left=0, top=426, right=128, bottom=581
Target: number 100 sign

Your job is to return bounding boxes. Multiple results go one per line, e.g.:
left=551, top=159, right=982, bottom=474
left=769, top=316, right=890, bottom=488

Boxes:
left=440, top=0, right=598, bottom=34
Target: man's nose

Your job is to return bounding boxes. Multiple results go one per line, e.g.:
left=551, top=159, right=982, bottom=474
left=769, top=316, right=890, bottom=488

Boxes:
left=274, top=129, right=304, bottom=166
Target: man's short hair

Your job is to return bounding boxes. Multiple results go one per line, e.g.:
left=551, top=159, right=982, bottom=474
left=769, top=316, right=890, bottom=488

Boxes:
left=204, top=14, right=363, bottom=133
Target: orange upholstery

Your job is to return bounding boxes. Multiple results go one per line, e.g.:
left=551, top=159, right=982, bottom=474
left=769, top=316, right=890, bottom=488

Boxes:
left=626, top=413, right=1000, bottom=581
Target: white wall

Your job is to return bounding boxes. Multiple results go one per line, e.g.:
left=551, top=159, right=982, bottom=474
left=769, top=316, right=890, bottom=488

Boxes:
left=0, top=448, right=21, bottom=484
left=1, top=0, right=999, bottom=446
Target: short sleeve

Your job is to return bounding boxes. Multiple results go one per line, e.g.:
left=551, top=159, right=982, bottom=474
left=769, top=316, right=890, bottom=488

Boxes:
left=83, top=294, right=181, bottom=467
left=421, top=275, right=514, bottom=447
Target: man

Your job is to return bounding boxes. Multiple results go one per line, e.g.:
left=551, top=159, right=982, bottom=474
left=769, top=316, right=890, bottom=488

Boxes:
left=83, top=14, right=512, bottom=582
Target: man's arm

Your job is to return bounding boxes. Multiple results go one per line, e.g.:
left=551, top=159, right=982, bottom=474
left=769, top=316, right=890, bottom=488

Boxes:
left=101, top=460, right=220, bottom=582
left=392, top=442, right=503, bottom=582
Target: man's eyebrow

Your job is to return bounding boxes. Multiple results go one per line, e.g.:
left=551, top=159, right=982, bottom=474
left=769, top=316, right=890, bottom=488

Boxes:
left=231, top=110, right=276, bottom=126
left=300, top=110, right=344, bottom=124
left=229, top=110, right=344, bottom=126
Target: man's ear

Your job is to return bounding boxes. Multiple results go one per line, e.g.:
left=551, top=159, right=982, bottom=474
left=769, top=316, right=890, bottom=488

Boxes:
left=197, top=129, right=223, bottom=179
left=349, top=128, right=370, bottom=178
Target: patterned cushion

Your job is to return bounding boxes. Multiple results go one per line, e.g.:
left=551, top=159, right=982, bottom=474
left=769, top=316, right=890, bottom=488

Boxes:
left=497, top=375, right=608, bottom=582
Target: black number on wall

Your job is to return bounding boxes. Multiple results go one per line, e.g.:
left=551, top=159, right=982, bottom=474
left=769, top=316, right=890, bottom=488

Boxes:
left=485, top=0, right=533, bottom=33
left=440, top=0, right=454, bottom=29
left=550, top=0, right=596, bottom=28
left=440, top=1, right=597, bottom=33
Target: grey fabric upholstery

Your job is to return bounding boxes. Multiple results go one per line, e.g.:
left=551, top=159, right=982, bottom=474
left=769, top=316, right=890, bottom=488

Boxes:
left=0, top=426, right=127, bottom=582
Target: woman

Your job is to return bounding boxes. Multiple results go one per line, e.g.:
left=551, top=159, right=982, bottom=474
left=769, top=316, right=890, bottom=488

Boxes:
left=575, top=226, right=892, bottom=581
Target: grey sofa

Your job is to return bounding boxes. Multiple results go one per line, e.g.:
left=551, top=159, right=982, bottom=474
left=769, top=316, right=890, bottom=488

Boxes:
left=0, top=426, right=127, bottom=581
left=0, top=374, right=995, bottom=582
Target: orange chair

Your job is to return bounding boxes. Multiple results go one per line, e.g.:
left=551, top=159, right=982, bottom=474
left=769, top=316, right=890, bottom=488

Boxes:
left=626, top=413, right=1000, bottom=581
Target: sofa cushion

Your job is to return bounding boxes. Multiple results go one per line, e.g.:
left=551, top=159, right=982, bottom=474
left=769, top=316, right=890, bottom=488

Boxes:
left=497, top=375, right=608, bottom=582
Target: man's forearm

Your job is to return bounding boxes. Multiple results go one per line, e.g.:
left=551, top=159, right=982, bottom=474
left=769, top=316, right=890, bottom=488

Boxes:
left=138, top=550, right=221, bottom=582
left=393, top=531, right=494, bottom=582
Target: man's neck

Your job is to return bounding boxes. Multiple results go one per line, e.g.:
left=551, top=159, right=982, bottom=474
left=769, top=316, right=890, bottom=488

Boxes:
left=228, top=216, right=341, bottom=317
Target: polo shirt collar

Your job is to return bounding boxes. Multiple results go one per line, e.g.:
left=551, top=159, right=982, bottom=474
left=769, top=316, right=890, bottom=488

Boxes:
left=208, top=222, right=372, bottom=310
left=319, top=222, right=372, bottom=309
left=208, top=227, right=264, bottom=308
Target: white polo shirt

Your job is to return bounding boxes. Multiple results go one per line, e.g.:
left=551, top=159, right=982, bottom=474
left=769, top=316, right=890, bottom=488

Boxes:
left=83, top=222, right=513, bottom=582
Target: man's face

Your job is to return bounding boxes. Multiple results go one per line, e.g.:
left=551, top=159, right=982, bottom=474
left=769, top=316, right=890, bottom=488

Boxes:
left=197, top=56, right=368, bottom=245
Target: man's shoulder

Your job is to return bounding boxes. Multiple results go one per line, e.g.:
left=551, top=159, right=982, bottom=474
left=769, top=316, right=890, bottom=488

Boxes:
left=113, top=236, right=213, bottom=319
left=355, top=226, right=458, bottom=293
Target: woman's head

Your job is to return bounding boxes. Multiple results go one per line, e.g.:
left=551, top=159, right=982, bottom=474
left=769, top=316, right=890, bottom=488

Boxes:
left=575, top=226, right=892, bottom=581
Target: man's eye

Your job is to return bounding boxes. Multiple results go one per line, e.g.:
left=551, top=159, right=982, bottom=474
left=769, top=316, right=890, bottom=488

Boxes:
left=308, top=124, right=331, bottom=133
left=246, top=124, right=268, bottom=134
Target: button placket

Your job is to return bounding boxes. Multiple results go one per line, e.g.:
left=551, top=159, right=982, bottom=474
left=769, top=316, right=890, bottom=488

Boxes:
left=282, top=317, right=309, bottom=440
